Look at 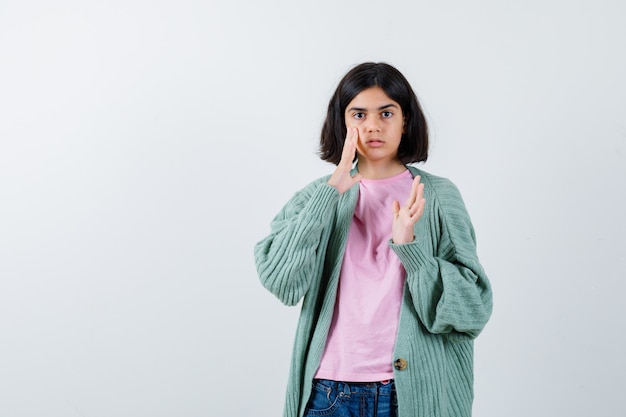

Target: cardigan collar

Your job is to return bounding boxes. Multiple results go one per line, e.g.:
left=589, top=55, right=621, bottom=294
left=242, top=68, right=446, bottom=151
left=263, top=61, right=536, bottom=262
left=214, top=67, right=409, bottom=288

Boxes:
left=349, top=164, right=419, bottom=179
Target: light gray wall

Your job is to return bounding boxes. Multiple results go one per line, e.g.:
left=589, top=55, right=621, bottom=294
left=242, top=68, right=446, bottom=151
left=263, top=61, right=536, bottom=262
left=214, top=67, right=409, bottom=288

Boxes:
left=1, top=1, right=625, bottom=416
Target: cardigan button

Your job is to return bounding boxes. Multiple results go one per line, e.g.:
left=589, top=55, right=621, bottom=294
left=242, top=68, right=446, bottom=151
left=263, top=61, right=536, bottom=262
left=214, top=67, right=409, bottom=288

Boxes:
left=394, top=358, right=407, bottom=371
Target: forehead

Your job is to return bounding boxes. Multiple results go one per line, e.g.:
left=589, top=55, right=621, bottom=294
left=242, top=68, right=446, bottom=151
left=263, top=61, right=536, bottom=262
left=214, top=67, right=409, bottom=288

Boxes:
left=346, top=86, right=398, bottom=110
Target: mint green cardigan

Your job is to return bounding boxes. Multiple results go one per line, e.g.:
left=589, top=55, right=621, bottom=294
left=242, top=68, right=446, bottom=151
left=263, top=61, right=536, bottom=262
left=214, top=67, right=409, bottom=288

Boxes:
left=254, top=166, right=492, bottom=417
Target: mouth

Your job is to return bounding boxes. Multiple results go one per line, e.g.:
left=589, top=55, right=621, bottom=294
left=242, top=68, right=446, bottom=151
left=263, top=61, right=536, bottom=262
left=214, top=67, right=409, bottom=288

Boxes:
left=365, top=139, right=385, bottom=147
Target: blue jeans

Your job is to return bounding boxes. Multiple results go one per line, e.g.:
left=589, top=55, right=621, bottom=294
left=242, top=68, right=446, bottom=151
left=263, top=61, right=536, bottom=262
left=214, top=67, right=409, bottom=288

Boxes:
left=304, top=379, right=398, bottom=417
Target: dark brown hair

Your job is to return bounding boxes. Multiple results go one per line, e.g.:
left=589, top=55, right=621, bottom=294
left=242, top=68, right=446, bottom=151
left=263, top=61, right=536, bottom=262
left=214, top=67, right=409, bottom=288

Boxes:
left=319, top=62, right=429, bottom=165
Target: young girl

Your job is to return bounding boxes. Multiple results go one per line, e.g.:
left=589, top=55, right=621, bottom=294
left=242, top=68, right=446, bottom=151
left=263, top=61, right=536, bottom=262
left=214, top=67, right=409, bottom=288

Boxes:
left=254, top=62, right=492, bottom=417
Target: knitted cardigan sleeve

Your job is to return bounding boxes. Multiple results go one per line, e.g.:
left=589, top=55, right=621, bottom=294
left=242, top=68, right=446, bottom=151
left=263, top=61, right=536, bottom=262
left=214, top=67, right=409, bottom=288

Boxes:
left=254, top=178, right=339, bottom=306
left=390, top=173, right=493, bottom=341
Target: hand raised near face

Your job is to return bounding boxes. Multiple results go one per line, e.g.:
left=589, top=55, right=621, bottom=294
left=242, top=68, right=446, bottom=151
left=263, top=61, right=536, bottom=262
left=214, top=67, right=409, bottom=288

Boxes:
left=392, top=175, right=425, bottom=244
left=326, top=127, right=363, bottom=195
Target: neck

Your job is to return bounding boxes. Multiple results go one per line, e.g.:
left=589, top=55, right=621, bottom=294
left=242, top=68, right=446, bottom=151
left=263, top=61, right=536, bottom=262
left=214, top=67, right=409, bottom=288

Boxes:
left=357, top=159, right=406, bottom=179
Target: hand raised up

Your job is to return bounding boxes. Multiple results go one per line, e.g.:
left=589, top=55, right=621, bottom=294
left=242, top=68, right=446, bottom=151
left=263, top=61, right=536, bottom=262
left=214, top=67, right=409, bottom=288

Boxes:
left=327, top=127, right=363, bottom=194
left=392, top=175, right=425, bottom=244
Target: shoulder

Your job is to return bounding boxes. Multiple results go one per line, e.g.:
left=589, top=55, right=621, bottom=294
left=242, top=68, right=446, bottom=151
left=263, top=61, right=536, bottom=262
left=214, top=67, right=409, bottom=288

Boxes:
left=407, top=165, right=473, bottom=231
left=292, top=174, right=333, bottom=199
left=277, top=174, right=335, bottom=214
left=303, top=174, right=333, bottom=190
left=408, top=167, right=477, bottom=248
left=407, top=166, right=463, bottom=202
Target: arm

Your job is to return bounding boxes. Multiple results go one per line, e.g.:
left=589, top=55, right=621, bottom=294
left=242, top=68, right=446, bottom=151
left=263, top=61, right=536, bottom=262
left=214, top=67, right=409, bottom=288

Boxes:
left=390, top=178, right=492, bottom=341
left=254, top=181, right=339, bottom=306
left=255, top=128, right=361, bottom=306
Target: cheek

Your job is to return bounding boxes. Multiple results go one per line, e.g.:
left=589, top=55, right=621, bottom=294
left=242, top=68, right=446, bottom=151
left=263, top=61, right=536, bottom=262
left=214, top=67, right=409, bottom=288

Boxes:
left=345, top=122, right=360, bottom=136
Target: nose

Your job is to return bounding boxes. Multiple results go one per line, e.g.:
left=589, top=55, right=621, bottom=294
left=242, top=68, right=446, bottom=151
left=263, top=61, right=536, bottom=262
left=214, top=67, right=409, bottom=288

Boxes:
left=365, top=118, right=381, bottom=132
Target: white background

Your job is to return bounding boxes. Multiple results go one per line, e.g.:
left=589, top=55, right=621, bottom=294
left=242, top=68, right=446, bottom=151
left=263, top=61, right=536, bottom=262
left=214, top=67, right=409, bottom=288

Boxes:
left=1, top=1, right=625, bottom=416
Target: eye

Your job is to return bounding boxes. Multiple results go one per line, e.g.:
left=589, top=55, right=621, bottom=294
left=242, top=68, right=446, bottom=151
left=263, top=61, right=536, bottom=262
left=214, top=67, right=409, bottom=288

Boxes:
left=353, top=112, right=365, bottom=119
left=382, top=111, right=393, bottom=118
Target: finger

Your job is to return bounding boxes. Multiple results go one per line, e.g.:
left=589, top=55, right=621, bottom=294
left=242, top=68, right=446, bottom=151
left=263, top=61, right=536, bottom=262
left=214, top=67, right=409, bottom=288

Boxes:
left=392, top=200, right=400, bottom=215
left=416, top=180, right=424, bottom=202
left=413, top=183, right=424, bottom=211
left=414, top=197, right=426, bottom=219
left=351, top=128, right=361, bottom=160
left=406, top=184, right=424, bottom=218
left=340, top=128, right=357, bottom=166
left=353, top=128, right=364, bottom=157
left=404, top=175, right=421, bottom=207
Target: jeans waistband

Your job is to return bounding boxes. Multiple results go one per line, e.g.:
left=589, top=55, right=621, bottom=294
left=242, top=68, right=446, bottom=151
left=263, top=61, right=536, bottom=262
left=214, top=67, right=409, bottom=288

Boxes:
left=313, top=379, right=395, bottom=395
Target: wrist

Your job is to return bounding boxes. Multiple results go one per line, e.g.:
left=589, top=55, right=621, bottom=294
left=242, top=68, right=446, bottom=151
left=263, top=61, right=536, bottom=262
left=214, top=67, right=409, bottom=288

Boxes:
left=392, top=233, right=415, bottom=245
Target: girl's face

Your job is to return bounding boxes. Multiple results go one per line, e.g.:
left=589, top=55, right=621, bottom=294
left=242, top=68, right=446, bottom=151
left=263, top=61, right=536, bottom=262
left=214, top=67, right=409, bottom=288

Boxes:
left=344, top=86, right=404, bottom=165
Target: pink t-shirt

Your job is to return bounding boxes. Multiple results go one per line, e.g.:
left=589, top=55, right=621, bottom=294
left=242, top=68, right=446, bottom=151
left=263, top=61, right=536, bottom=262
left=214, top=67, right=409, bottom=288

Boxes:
left=315, top=169, right=413, bottom=382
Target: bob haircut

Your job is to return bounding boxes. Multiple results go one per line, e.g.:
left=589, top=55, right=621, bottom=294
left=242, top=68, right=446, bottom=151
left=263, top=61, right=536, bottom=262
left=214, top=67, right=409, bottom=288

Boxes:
left=320, top=62, right=429, bottom=165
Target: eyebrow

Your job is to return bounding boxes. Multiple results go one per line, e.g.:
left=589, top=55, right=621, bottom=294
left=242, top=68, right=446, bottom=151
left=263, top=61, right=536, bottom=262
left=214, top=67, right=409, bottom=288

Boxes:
left=347, top=103, right=399, bottom=112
